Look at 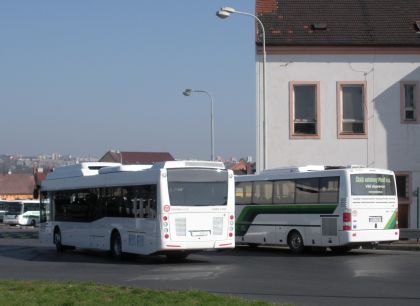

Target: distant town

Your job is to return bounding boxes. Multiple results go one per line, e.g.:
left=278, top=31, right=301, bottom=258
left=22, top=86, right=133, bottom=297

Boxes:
left=0, top=153, right=97, bottom=175
left=0, top=151, right=255, bottom=175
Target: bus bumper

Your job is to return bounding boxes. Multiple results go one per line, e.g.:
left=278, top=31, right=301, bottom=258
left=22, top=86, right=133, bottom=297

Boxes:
left=162, top=240, right=235, bottom=250
left=339, top=229, right=400, bottom=245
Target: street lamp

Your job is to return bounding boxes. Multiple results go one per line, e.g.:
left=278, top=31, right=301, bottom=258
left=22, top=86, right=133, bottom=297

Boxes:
left=217, top=6, right=267, bottom=171
left=182, top=89, right=215, bottom=161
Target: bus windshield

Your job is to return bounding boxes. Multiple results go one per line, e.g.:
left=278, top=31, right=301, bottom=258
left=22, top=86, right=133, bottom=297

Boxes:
left=351, top=174, right=396, bottom=196
left=167, top=168, right=228, bottom=206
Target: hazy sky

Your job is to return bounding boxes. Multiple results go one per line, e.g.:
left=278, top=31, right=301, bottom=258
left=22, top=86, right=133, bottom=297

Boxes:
left=0, top=1, right=256, bottom=160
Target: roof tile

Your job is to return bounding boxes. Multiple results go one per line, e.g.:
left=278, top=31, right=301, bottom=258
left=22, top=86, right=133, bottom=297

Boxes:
left=256, top=0, right=420, bottom=47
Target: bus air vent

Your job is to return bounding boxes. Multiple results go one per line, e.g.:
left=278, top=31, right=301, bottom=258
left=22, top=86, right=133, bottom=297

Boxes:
left=322, top=218, right=337, bottom=236
left=213, top=217, right=224, bottom=235
left=175, top=217, right=186, bottom=236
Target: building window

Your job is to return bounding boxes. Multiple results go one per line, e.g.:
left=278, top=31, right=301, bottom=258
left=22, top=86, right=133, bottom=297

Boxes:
left=337, top=81, right=367, bottom=138
left=289, top=81, right=320, bottom=139
left=400, top=81, right=419, bottom=123
left=396, top=173, right=410, bottom=204
left=395, top=172, right=411, bottom=229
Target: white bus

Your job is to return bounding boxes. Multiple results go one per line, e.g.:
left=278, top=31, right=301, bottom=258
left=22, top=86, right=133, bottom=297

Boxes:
left=39, top=161, right=235, bottom=260
left=235, top=166, right=399, bottom=253
left=2, top=200, right=40, bottom=226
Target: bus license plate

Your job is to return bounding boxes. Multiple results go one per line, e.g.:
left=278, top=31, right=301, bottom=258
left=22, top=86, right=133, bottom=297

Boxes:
left=191, top=231, right=210, bottom=237
left=369, top=216, right=382, bottom=223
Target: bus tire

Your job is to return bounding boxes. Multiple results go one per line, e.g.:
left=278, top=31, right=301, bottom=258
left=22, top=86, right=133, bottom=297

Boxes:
left=110, top=231, right=123, bottom=260
left=53, top=228, right=65, bottom=253
left=287, top=230, right=305, bottom=254
left=30, top=219, right=36, bottom=227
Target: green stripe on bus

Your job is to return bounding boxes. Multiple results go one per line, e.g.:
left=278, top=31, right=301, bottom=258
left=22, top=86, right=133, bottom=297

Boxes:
left=384, top=211, right=397, bottom=229
left=236, top=204, right=337, bottom=236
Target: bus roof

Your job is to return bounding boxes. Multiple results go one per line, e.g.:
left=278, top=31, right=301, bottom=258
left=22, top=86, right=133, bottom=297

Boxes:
left=44, top=160, right=226, bottom=181
left=151, top=160, right=225, bottom=170
left=237, top=165, right=394, bottom=181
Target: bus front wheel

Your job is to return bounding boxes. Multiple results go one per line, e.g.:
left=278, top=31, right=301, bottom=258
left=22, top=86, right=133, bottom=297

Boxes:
left=288, top=230, right=305, bottom=254
left=110, top=231, right=123, bottom=260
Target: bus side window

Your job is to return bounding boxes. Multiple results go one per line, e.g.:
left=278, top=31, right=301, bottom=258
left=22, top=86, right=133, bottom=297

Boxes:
left=273, top=180, right=295, bottom=204
left=319, top=177, right=340, bottom=203
left=137, top=185, right=157, bottom=219
left=296, top=178, right=319, bottom=204
left=235, top=182, right=253, bottom=204
left=253, top=181, right=273, bottom=204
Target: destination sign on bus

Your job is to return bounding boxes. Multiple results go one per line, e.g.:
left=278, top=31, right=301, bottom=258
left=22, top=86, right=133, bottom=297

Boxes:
left=351, top=174, right=396, bottom=196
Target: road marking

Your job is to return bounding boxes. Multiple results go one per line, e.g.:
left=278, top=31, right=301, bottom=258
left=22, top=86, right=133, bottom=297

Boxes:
left=126, top=265, right=228, bottom=281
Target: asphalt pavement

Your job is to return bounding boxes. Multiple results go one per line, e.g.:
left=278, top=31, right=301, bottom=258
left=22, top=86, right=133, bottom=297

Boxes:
left=1, top=223, right=420, bottom=250
left=1, top=224, right=420, bottom=306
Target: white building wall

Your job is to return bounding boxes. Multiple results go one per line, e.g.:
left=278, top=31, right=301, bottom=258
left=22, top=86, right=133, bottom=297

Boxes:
left=257, top=53, right=420, bottom=227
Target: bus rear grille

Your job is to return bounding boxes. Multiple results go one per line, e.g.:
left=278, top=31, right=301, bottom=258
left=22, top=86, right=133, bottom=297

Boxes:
left=213, top=217, right=224, bottom=235
left=175, top=217, right=186, bottom=236
left=322, top=218, right=337, bottom=236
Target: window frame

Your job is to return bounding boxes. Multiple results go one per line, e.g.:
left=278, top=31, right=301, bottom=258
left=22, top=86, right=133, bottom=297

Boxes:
left=400, top=81, right=420, bottom=124
left=336, top=81, right=368, bottom=139
left=289, top=81, right=321, bottom=139
left=395, top=172, right=411, bottom=204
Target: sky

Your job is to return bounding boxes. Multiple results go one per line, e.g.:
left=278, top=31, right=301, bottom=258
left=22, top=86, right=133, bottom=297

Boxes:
left=0, top=0, right=256, bottom=161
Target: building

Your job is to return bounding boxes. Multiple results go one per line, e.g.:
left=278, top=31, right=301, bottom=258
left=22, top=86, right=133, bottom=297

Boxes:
left=254, top=0, right=420, bottom=227
left=99, top=150, right=175, bottom=165
left=0, top=174, right=35, bottom=200
left=228, top=159, right=256, bottom=175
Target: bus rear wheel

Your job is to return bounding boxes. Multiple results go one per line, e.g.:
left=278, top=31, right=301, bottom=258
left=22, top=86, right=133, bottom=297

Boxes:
left=54, top=228, right=65, bottom=253
left=110, top=231, right=123, bottom=260
left=288, top=230, right=305, bottom=254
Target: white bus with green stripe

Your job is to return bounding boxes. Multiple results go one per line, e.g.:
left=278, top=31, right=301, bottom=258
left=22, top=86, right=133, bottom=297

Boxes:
left=235, top=165, right=399, bottom=253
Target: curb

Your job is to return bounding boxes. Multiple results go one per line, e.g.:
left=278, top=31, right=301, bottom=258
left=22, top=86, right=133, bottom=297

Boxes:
left=376, top=242, right=420, bottom=251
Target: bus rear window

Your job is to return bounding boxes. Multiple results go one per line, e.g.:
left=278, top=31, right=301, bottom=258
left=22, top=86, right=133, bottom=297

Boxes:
left=167, top=169, right=228, bottom=206
left=351, top=174, right=396, bottom=196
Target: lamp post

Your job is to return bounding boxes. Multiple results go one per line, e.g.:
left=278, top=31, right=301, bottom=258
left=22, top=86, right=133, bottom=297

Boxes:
left=182, top=89, right=215, bottom=161
left=217, top=6, right=267, bottom=171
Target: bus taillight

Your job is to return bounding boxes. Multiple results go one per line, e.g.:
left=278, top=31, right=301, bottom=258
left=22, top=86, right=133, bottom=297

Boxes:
left=229, top=215, right=235, bottom=237
left=162, top=215, right=169, bottom=238
left=395, top=211, right=399, bottom=229
left=343, top=210, right=352, bottom=231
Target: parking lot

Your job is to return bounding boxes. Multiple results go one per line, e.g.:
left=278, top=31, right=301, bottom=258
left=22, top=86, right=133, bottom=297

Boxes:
left=1, top=224, right=420, bottom=306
